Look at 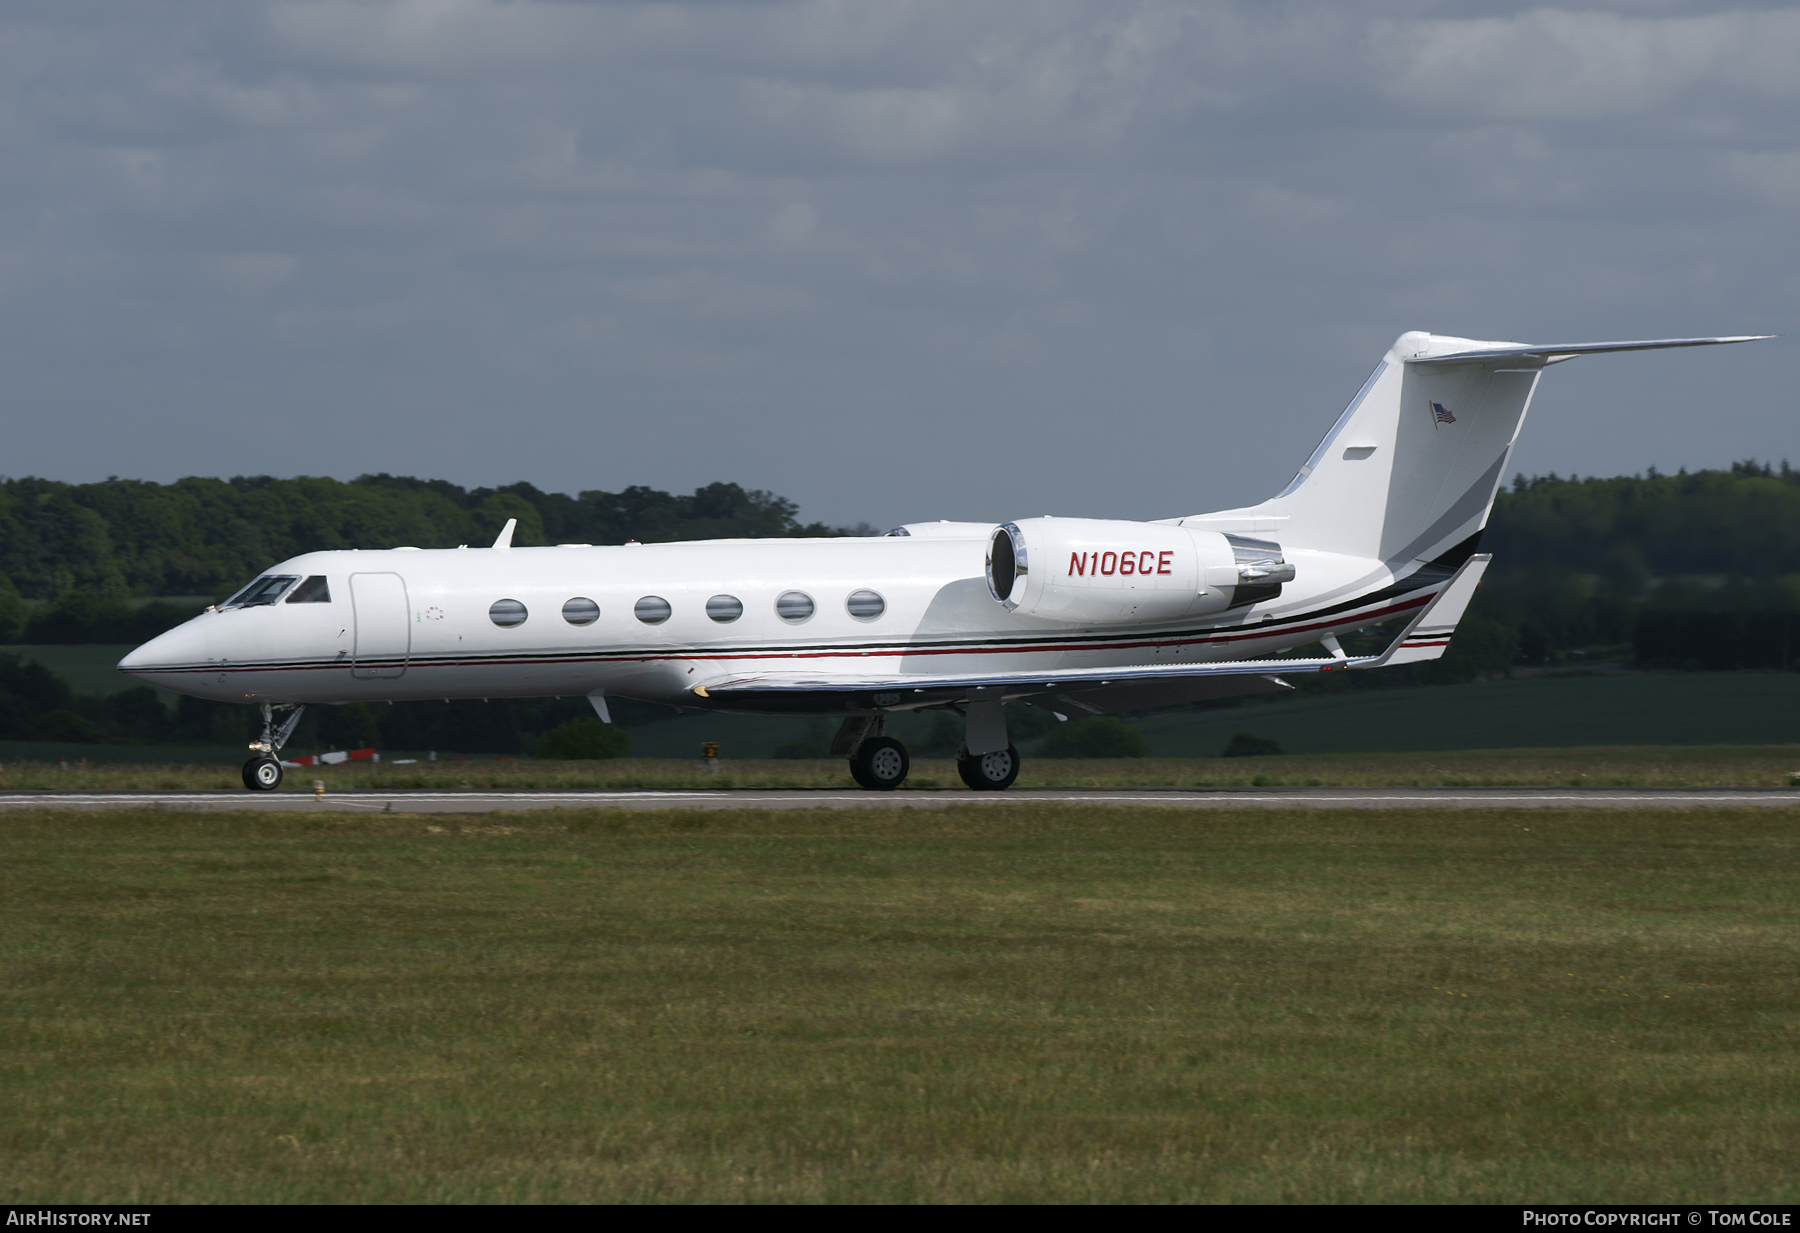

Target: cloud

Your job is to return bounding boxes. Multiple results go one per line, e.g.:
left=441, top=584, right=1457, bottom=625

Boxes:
left=1372, top=8, right=1800, bottom=120
left=211, top=252, right=298, bottom=293
left=767, top=200, right=818, bottom=248
left=1723, top=149, right=1800, bottom=208
left=0, top=1, right=1793, bottom=525
left=267, top=0, right=608, bottom=72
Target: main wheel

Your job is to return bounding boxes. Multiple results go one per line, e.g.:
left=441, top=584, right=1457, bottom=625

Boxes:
left=243, top=757, right=283, bottom=792
left=958, top=744, right=1020, bottom=791
left=849, top=737, right=909, bottom=791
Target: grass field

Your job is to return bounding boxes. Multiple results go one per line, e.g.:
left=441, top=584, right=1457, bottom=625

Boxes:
left=5, top=745, right=1800, bottom=791
left=4, top=803, right=1797, bottom=1203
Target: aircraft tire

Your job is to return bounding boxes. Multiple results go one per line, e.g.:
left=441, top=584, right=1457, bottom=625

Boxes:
left=243, top=757, right=283, bottom=792
left=958, top=745, right=1021, bottom=791
left=850, top=737, right=909, bottom=791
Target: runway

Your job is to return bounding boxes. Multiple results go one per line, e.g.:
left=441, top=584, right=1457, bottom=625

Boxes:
left=4, top=787, right=1800, bottom=812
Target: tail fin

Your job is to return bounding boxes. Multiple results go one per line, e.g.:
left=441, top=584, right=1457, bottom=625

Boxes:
left=1173, top=332, right=1770, bottom=569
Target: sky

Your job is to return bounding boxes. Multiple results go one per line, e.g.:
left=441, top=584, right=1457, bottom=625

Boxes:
left=2, top=0, right=1795, bottom=529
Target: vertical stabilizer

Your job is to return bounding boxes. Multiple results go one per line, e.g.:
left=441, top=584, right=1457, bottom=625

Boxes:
left=1245, top=332, right=1541, bottom=566
left=1169, top=332, right=1767, bottom=572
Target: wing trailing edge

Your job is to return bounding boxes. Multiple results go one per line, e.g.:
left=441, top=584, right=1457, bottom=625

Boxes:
left=691, top=556, right=1492, bottom=710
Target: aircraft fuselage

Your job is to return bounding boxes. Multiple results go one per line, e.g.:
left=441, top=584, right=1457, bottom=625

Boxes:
left=119, top=531, right=1408, bottom=714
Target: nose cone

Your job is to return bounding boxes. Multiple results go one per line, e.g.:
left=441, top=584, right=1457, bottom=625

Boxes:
left=118, top=618, right=216, bottom=694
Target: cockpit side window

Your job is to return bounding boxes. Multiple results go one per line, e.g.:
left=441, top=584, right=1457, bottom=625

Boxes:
left=286, top=576, right=332, bottom=604
left=223, top=575, right=299, bottom=607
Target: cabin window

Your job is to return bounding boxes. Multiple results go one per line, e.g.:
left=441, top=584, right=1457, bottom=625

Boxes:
left=562, top=597, right=600, bottom=625
left=776, top=591, right=815, bottom=623
left=286, top=576, right=331, bottom=604
left=706, top=595, right=743, bottom=623
left=490, top=599, right=528, bottom=627
left=224, top=575, right=298, bottom=607
left=846, top=590, right=885, bottom=620
left=635, top=596, right=672, bottom=625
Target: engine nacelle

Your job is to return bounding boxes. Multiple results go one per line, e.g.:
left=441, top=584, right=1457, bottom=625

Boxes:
left=986, top=518, right=1294, bottom=624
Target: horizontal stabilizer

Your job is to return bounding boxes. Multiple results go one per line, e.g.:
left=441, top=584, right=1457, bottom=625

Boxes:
left=1414, top=336, right=1772, bottom=366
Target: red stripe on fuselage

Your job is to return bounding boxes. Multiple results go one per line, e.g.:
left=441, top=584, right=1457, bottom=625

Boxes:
left=142, top=593, right=1435, bottom=678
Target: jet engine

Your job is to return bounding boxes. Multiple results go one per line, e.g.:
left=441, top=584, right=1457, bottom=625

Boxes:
left=986, top=518, right=1295, bottom=624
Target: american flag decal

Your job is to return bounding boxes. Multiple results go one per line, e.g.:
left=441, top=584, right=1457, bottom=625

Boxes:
left=1431, top=401, right=1456, bottom=425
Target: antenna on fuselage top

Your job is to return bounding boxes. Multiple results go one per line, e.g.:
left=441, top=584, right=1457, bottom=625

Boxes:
left=492, top=518, right=517, bottom=551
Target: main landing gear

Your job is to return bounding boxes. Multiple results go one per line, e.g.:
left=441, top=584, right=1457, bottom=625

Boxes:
left=243, top=701, right=306, bottom=792
left=836, top=704, right=1024, bottom=793
left=957, top=744, right=1021, bottom=791
left=836, top=717, right=912, bottom=791
left=850, top=737, right=909, bottom=791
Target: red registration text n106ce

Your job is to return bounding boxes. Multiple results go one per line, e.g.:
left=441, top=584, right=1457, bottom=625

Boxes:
left=1069, top=551, right=1174, bottom=577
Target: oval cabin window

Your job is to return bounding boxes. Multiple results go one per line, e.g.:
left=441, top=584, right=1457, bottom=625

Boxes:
left=846, top=590, right=885, bottom=620
left=562, top=597, right=599, bottom=625
left=776, top=591, right=815, bottom=623
left=489, top=599, right=528, bottom=628
left=706, top=595, right=743, bottom=623
left=635, top=596, right=672, bottom=625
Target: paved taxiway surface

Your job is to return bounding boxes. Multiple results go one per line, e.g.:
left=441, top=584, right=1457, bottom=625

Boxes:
left=4, top=788, right=1800, bottom=812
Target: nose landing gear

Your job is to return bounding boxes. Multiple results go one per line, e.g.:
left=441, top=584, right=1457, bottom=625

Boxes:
left=243, top=702, right=306, bottom=792
left=243, top=757, right=284, bottom=791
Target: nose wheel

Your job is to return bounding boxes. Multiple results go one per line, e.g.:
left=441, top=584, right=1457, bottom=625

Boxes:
left=241, top=702, right=305, bottom=791
left=243, top=757, right=283, bottom=791
left=958, top=744, right=1021, bottom=791
left=849, top=736, right=910, bottom=791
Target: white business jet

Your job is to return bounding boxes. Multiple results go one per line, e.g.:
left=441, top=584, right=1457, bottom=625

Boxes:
left=120, top=331, right=1770, bottom=792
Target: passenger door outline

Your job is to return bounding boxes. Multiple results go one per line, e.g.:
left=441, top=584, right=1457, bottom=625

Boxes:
left=350, top=572, right=410, bottom=679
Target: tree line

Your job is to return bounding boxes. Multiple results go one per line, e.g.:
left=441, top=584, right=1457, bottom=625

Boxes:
left=0, top=474, right=868, bottom=638
left=1474, top=460, right=1800, bottom=671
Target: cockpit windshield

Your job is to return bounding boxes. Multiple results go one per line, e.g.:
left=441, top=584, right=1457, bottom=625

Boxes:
left=223, top=575, right=299, bottom=608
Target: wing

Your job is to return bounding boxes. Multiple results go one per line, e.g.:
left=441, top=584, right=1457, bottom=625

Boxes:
left=688, top=556, right=1491, bottom=715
